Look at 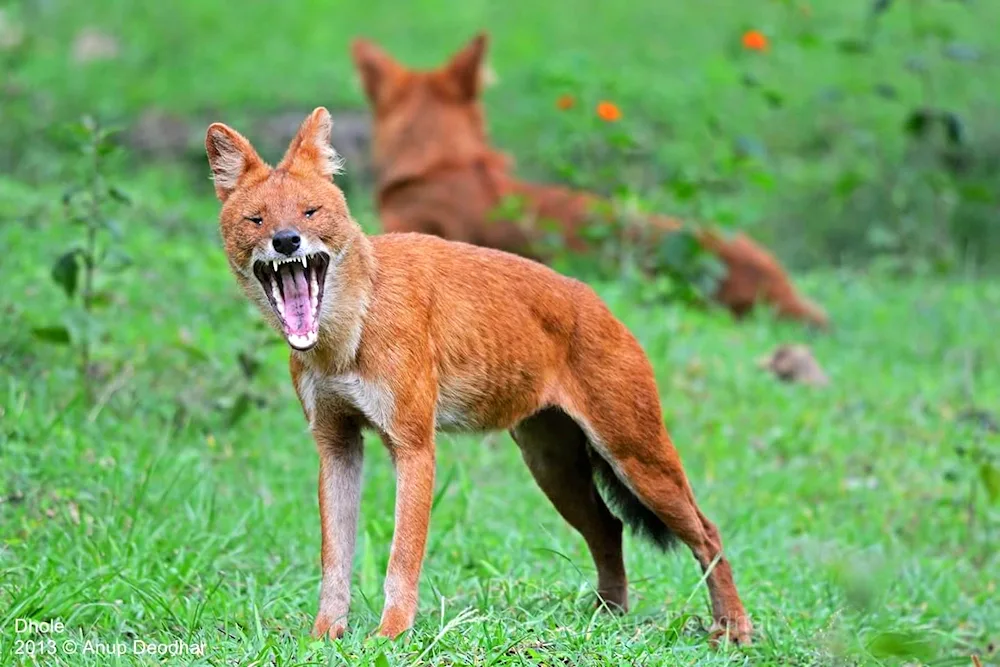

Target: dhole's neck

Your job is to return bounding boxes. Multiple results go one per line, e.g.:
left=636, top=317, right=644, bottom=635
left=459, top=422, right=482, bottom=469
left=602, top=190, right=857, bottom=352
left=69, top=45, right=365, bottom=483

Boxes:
left=373, top=134, right=511, bottom=203
left=295, top=230, right=375, bottom=373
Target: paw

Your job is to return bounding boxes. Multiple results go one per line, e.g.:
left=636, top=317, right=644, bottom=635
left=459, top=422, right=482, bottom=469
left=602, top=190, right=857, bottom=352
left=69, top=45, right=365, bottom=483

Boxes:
left=708, top=615, right=753, bottom=647
left=311, top=614, right=347, bottom=640
left=595, top=587, right=628, bottom=613
left=375, top=607, right=414, bottom=639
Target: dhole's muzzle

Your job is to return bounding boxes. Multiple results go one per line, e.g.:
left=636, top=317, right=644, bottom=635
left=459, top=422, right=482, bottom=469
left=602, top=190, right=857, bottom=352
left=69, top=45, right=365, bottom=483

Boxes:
left=250, top=238, right=331, bottom=351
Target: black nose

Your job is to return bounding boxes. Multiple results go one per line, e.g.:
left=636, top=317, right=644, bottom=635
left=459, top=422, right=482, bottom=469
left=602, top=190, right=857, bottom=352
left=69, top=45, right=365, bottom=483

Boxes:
left=272, top=229, right=301, bottom=256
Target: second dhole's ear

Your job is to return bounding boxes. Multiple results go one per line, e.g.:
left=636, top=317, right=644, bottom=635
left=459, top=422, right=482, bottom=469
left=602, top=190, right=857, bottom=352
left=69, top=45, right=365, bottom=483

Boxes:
left=205, top=124, right=268, bottom=203
left=444, top=32, right=490, bottom=100
left=351, top=38, right=402, bottom=106
left=277, top=107, right=344, bottom=180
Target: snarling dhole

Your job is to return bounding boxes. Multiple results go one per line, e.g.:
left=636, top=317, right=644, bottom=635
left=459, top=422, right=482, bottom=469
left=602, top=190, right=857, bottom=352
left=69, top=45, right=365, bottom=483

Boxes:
left=205, top=107, right=752, bottom=644
left=352, top=33, right=828, bottom=328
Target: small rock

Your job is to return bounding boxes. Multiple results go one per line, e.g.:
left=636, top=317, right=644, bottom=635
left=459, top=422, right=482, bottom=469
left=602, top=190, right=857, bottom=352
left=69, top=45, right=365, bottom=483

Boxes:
left=759, top=343, right=829, bottom=386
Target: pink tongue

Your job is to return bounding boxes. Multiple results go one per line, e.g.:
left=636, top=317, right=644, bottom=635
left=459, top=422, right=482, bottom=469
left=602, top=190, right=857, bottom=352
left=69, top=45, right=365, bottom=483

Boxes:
left=279, top=264, right=313, bottom=334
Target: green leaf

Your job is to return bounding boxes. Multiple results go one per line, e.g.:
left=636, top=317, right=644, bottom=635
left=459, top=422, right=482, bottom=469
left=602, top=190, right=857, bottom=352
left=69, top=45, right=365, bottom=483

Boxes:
left=96, top=132, right=119, bottom=157
left=374, top=651, right=391, bottom=667
left=667, top=176, right=699, bottom=202
left=51, top=251, right=80, bottom=298
left=31, top=326, right=72, bottom=345
left=836, top=38, right=870, bottom=55
left=835, top=170, right=865, bottom=198
left=980, top=462, right=1000, bottom=505
left=762, top=89, right=784, bottom=109
left=107, top=186, right=131, bottom=205
left=941, top=111, right=965, bottom=146
left=88, top=291, right=114, bottom=309
left=225, top=393, right=253, bottom=428
left=904, top=109, right=933, bottom=138
left=237, top=351, right=261, bottom=380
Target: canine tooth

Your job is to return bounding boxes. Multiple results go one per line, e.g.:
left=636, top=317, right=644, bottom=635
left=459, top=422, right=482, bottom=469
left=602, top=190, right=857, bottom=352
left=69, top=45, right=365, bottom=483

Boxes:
left=272, top=261, right=278, bottom=272
left=271, top=282, right=284, bottom=315
left=301, top=256, right=307, bottom=267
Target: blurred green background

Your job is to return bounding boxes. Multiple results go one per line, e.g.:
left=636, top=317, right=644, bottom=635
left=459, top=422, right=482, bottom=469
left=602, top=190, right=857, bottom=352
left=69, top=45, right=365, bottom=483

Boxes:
left=1, top=2, right=998, bottom=665
left=3, top=0, right=999, bottom=268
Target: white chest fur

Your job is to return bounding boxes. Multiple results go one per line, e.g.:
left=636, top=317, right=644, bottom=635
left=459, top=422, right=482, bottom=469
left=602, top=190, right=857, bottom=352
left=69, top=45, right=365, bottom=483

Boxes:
left=297, top=367, right=479, bottom=435
left=297, top=368, right=395, bottom=434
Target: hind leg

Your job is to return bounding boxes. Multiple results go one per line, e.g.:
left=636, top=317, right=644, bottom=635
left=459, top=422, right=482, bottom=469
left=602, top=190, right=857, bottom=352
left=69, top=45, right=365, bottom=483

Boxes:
left=562, top=382, right=751, bottom=644
left=510, top=408, right=628, bottom=610
left=591, top=423, right=750, bottom=643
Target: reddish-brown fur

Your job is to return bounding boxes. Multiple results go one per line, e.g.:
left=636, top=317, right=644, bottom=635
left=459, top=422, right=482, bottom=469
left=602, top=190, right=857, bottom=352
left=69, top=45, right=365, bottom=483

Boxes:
left=205, top=108, right=752, bottom=644
left=352, top=33, right=829, bottom=327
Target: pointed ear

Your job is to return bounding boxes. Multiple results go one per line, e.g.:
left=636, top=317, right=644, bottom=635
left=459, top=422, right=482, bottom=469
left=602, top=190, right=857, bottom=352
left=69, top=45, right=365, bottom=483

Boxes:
left=351, top=38, right=402, bottom=106
left=277, top=107, right=344, bottom=179
left=205, top=123, right=267, bottom=202
left=444, top=32, right=489, bottom=100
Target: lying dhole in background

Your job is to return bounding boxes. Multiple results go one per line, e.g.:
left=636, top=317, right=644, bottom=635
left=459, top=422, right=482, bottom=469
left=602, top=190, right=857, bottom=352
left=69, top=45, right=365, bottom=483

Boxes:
left=352, top=33, right=829, bottom=328
left=205, top=107, right=753, bottom=644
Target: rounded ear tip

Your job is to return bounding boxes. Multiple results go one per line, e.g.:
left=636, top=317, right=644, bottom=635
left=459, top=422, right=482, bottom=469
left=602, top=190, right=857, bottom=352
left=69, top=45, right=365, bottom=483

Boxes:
left=310, top=107, right=332, bottom=122
left=205, top=123, right=229, bottom=149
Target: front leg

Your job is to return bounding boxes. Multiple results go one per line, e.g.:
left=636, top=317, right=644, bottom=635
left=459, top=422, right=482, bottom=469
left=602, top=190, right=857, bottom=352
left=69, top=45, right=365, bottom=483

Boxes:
left=376, top=425, right=436, bottom=638
left=311, top=414, right=364, bottom=639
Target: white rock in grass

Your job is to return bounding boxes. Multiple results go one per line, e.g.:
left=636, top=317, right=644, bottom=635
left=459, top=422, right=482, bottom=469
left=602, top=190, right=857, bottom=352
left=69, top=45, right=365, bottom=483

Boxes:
left=758, top=343, right=829, bottom=387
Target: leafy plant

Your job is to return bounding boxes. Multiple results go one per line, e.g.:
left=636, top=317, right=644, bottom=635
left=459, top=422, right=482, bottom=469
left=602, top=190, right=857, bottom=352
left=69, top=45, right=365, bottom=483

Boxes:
left=32, top=116, right=132, bottom=402
left=173, top=319, right=280, bottom=432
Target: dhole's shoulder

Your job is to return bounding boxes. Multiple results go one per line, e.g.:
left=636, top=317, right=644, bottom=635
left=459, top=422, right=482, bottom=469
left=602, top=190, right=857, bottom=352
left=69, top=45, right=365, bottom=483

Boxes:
left=369, top=231, right=603, bottom=306
left=371, top=231, right=556, bottom=275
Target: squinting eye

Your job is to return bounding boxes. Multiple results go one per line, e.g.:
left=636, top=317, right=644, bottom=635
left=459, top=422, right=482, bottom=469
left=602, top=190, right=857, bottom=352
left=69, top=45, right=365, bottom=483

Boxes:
left=244, top=216, right=263, bottom=226
left=304, top=207, right=320, bottom=218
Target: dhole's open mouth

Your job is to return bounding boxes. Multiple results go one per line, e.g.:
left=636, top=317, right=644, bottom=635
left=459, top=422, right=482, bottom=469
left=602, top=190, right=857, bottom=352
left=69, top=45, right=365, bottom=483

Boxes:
left=253, top=252, right=330, bottom=350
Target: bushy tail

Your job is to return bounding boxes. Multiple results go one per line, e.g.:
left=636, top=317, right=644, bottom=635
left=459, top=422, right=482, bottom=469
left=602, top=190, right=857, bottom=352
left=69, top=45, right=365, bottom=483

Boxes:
left=588, top=446, right=677, bottom=551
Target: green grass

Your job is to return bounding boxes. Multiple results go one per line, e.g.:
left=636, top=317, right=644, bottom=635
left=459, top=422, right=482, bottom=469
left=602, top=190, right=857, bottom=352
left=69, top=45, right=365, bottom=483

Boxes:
left=1, top=0, right=999, bottom=664
left=1, top=174, right=998, bottom=665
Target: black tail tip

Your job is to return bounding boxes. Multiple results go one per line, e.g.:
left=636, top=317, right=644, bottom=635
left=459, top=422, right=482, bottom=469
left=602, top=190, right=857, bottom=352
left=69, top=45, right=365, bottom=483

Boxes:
left=590, top=450, right=678, bottom=551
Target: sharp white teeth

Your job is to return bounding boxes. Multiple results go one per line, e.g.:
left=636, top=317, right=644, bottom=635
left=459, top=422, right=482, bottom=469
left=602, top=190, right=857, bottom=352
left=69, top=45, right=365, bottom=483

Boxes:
left=287, top=331, right=319, bottom=350
left=309, top=269, right=319, bottom=315
left=271, top=281, right=284, bottom=316
left=272, top=261, right=278, bottom=272
left=301, top=256, right=307, bottom=267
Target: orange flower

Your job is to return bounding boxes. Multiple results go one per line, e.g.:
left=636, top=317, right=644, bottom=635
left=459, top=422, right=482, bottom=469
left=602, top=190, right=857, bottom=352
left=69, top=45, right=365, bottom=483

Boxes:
left=596, top=101, right=621, bottom=122
left=556, top=94, right=575, bottom=110
left=741, top=30, right=769, bottom=51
